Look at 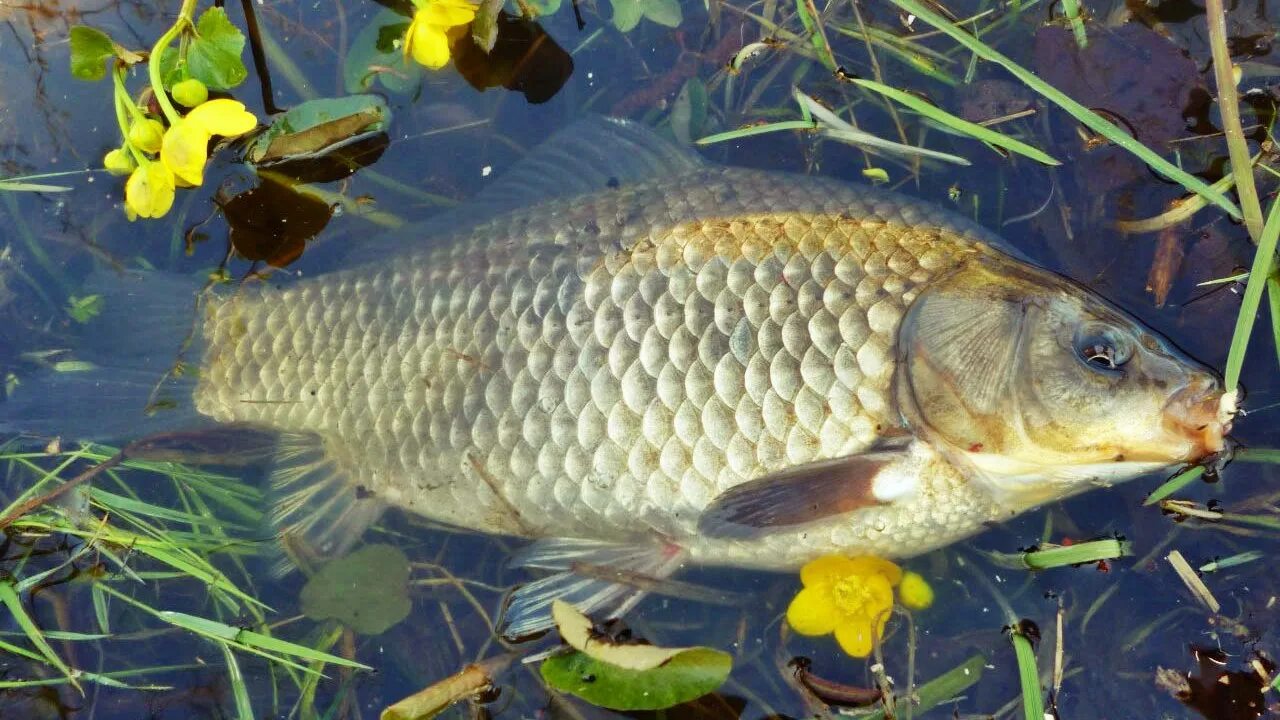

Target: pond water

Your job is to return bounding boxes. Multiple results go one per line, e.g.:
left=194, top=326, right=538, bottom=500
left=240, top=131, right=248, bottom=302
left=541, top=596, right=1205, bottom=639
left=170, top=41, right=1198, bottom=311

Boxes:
left=0, top=1, right=1278, bottom=719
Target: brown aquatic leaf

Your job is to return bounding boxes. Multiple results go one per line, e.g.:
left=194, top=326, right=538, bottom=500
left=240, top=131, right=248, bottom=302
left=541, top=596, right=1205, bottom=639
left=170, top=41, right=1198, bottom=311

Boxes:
left=451, top=12, right=573, bottom=104
left=959, top=79, right=1033, bottom=123
left=222, top=176, right=334, bottom=267
left=1146, top=223, right=1187, bottom=307
left=1034, top=24, right=1206, bottom=193
left=1158, top=645, right=1269, bottom=720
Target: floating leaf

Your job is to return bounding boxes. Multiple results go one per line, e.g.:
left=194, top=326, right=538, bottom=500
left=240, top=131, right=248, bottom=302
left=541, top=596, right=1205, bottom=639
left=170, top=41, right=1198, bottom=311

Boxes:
left=611, top=0, right=643, bottom=32
left=452, top=13, right=573, bottom=104
left=247, top=95, right=391, bottom=166
left=187, top=7, right=248, bottom=91
left=69, top=26, right=120, bottom=81
left=644, top=0, right=683, bottom=28
left=300, top=544, right=411, bottom=635
left=223, top=175, right=334, bottom=267
left=541, top=647, right=732, bottom=711
left=344, top=10, right=421, bottom=94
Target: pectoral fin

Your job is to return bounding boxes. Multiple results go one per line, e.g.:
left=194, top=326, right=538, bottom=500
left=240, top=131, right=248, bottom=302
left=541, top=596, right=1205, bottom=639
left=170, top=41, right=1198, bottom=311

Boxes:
left=696, top=442, right=914, bottom=540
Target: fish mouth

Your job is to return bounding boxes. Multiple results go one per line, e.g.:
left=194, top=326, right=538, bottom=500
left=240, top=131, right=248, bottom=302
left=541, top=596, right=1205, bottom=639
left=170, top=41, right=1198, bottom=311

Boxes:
left=1163, top=374, right=1235, bottom=459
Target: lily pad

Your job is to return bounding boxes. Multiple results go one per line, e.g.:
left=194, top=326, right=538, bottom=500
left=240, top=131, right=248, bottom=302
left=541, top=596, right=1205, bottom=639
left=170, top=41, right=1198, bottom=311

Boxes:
left=344, top=9, right=422, bottom=95
left=540, top=647, right=732, bottom=711
left=247, top=95, right=391, bottom=166
left=300, top=544, right=411, bottom=635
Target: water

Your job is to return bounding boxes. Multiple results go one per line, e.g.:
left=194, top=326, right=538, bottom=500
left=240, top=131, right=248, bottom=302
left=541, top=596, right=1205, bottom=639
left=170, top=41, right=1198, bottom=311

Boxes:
left=0, top=1, right=1278, bottom=718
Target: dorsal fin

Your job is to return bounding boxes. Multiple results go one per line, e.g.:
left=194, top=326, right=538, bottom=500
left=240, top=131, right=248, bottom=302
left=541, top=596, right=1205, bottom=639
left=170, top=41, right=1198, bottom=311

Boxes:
left=345, top=117, right=705, bottom=264
left=468, top=116, right=705, bottom=216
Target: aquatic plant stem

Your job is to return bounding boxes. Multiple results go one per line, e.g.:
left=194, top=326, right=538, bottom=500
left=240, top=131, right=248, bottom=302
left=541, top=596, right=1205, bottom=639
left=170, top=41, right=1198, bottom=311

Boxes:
left=1223, top=196, right=1280, bottom=392
left=1205, top=0, right=1265, bottom=242
left=148, top=0, right=200, bottom=126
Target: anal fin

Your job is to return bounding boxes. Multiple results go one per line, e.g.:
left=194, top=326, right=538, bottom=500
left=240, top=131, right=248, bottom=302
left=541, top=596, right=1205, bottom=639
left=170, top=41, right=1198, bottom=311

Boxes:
left=500, top=538, right=686, bottom=641
left=269, top=432, right=386, bottom=574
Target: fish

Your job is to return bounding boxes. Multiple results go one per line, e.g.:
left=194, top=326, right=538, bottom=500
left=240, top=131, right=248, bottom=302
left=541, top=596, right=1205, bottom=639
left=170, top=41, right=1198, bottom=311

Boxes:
left=2, top=118, right=1233, bottom=636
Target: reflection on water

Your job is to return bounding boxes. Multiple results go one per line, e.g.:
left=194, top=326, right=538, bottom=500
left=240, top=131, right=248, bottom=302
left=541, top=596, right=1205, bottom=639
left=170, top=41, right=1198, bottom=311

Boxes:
left=0, top=1, right=1278, bottom=719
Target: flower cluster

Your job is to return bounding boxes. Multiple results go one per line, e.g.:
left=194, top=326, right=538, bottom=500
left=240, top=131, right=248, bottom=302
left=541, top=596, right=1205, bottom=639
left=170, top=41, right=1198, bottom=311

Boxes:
left=79, top=4, right=258, bottom=221
left=403, top=0, right=479, bottom=69
left=786, top=555, right=934, bottom=658
left=108, top=93, right=257, bottom=220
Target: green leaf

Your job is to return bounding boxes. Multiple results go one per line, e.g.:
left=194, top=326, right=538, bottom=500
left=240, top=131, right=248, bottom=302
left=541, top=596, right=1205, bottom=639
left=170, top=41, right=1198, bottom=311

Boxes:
left=670, top=78, right=707, bottom=145
left=247, top=95, right=391, bottom=165
left=66, top=294, right=103, bottom=324
left=187, top=7, right=248, bottom=91
left=526, top=0, right=563, bottom=15
left=69, top=26, right=117, bottom=81
left=472, top=0, right=504, bottom=52
left=611, top=0, right=644, bottom=32
left=851, top=79, right=1060, bottom=166
left=344, top=10, right=421, bottom=94
left=643, top=0, right=683, bottom=28
left=301, top=544, right=411, bottom=635
left=540, top=647, right=732, bottom=711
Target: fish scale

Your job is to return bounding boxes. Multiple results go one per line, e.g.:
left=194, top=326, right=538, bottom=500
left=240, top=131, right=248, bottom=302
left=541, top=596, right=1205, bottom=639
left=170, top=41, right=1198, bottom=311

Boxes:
left=193, top=166, right=1004, bottom=567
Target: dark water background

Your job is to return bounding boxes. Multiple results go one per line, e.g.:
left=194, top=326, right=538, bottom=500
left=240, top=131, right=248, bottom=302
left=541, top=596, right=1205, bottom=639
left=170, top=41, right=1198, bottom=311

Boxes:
left=1, top=0, right=1279, bottom=718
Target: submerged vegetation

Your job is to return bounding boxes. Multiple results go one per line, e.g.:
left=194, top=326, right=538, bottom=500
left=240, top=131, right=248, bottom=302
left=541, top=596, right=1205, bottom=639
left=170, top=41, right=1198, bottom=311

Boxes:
left=2, top=0, right=1280, bottom=718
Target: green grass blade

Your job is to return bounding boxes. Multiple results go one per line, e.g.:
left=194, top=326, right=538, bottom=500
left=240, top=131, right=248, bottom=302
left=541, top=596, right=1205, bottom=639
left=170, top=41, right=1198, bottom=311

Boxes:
left=1020, top=539, right=1129, bottom=569
left=1268, top=276, right=1280, bottom=372
left=0, top=581, right=80, bottom=692
left=1200, top=551, right=1264, bottom=573
left=851, top=78, right=1059, bottom=165
left=221, top=642, right=256, bottom=720
left=886, top=0, right=1242, bottom=219
left=1010, top=626, right=1045, bottom=720
left=0, top=181, right=73, bottom=193
left=859, top=654, right=986, bottom=720
left=1223, top=195, right=1280, bottom=392
left=795, top=90, right=972, bottom=165
left=697, top=120, right=816, bottom=146
left=1143, top=466, right=1204, bottom=506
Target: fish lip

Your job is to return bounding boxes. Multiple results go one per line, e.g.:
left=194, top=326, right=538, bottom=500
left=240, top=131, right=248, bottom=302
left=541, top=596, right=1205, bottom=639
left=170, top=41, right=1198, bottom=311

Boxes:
left=1163, top=375, right=1234, bottom=459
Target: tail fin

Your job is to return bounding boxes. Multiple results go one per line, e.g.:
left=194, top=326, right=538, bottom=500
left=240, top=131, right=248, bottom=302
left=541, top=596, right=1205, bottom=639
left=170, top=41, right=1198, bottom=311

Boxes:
left=1, top=268, right=211, bottom=441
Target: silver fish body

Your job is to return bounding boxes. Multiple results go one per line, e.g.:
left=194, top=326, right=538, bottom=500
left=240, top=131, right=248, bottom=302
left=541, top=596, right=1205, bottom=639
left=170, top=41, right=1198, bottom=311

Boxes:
left=186, top=126, right=1226, bottom=575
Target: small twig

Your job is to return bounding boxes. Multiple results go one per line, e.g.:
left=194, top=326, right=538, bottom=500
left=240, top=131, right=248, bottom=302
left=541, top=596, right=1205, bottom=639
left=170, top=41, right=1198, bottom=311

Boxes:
left=239, top=0, right=282, bottom=115
left=1166, top=550, right=1221, bottom=613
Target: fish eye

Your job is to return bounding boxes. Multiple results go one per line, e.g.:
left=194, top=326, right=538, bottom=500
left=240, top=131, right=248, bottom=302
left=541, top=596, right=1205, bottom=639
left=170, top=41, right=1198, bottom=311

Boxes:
left=1073, top=326, right=1131, bottom=373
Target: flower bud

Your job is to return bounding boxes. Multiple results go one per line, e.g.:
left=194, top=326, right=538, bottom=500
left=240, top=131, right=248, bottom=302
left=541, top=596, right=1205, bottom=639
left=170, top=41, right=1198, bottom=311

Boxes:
left=128, top=118, right=166, bottom=155
left=171, top=78, right=209, bottom=108
left=103, top=148, right=136, bottom=176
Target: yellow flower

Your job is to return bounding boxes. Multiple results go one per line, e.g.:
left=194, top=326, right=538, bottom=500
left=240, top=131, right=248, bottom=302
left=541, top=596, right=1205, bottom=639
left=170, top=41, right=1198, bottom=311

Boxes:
left=404, top=0, right=478, bottom=70
left=160, top=98, right=258, bottom=186
left=786, top=555, right=902, bottom=658
left=124, top=161, right=175, bottom=220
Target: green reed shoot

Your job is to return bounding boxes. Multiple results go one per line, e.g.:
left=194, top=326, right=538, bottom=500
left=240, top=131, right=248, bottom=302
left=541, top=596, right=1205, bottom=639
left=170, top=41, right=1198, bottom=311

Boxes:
left=1009, top=624, right=1045, bottom=720
left=850, top=79, right=1059, bottom=165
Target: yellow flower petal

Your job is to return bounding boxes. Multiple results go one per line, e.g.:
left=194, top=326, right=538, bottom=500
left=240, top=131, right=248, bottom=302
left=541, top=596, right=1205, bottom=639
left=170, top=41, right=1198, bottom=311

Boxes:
left=846, top=556, right=903, bottom=586
left=124, top=162, right=175, bottom=220
left=899, top=571, right=934, bottom=610
left=185, top=99, right=258, bottom=137
left=418, top=0, right=477, bottom=27
left=833, top=620, right=876, bottom=658
left=160, top=120, right=212, bottom=187
left=409, top=21, right=452, bottom=69
left=799, top=555, right=860, bottom=588
left=785, top=586, right=839, bottom=636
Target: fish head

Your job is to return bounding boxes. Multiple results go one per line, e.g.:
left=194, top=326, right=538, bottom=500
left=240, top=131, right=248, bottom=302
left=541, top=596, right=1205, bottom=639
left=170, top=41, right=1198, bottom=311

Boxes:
left=897, top=256, right=1232, bottom=509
